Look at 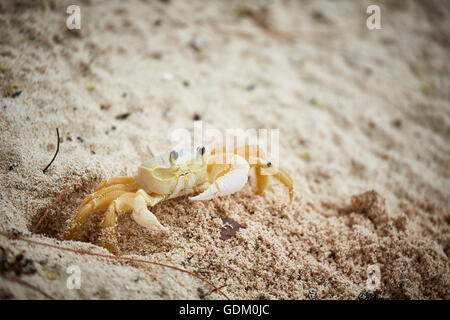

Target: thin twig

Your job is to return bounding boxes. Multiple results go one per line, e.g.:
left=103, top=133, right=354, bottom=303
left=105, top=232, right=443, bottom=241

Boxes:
left=43, top=128, right=60, bottom=173
left=200, top=284, right=228, bottom=299
left=0, top=231, right=230, bottom=300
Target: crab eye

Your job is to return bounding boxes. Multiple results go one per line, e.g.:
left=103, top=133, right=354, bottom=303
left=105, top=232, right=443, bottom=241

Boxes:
left=170, top=150, right=178, bottom=162
left=197, top=146, right=206, bottom=156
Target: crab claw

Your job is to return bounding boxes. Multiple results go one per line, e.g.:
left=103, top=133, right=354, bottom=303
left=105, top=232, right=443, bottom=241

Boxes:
left=132, top=194, right=168, bottom=231
left=190, top=154, right=250, bottom=201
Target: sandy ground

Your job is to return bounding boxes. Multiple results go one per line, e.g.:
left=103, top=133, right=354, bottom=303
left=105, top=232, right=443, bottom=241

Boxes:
left=0, top=0, right=449, bottom=299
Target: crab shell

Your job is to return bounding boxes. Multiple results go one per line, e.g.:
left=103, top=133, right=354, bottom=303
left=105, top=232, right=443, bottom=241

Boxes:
left=135, top=148, right=208, bottom=197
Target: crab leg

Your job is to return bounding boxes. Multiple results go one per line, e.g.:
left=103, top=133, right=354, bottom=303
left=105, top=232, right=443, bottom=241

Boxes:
left=210, top=145, right=294, bottom=202
left=211, top=144, right=267, bottom=159
left=254, top=166, right=269, bottom=194
left=102, top=192, right=136, bottom=254
left=101, top=190, right=165, bottom=254
left=80, top=183, right=134, bottom=207
left=95, top=176, right=135, bottom=191
left=272, top=166, right=294, bottom=203
left=247, top=156, right=294, bottom=203
left=63, top=190, right=128, bottom=240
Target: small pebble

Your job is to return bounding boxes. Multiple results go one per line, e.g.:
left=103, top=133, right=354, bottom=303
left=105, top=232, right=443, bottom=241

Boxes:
left=11, top=91, right=22, bottom=98
left=392, top=119, right=402, bottom=128
left=115, top=113, right=131, bottom=120
left=47, top=272, right=59, bottom=280
left=303, top=151, right=311, bottom=161
left=421, top=82, right=433, bottom=96
left=11, top=229, right=22, bottom=237
left=189, top=39, right=202, bottom=53
left=151, top=52, right=163, bottom=60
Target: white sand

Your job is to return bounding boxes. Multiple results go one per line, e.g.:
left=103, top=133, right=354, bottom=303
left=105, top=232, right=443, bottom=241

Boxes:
left=0, top=0, right=449, bottom=299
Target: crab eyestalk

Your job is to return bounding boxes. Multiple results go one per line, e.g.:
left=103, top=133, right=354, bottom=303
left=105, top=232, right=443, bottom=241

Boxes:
left=197, top=146, right=206, bottom=164
left=198, top=146, right=206, bottom=155
left=169, top=150, right=178, bottom=166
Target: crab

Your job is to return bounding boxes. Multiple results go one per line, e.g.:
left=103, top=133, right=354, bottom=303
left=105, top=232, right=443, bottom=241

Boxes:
left=63, top=144, right=294, bottom=253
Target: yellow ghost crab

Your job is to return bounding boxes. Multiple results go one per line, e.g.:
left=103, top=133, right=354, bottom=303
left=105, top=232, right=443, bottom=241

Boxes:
left=63, top=144, right=294, bottom=254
